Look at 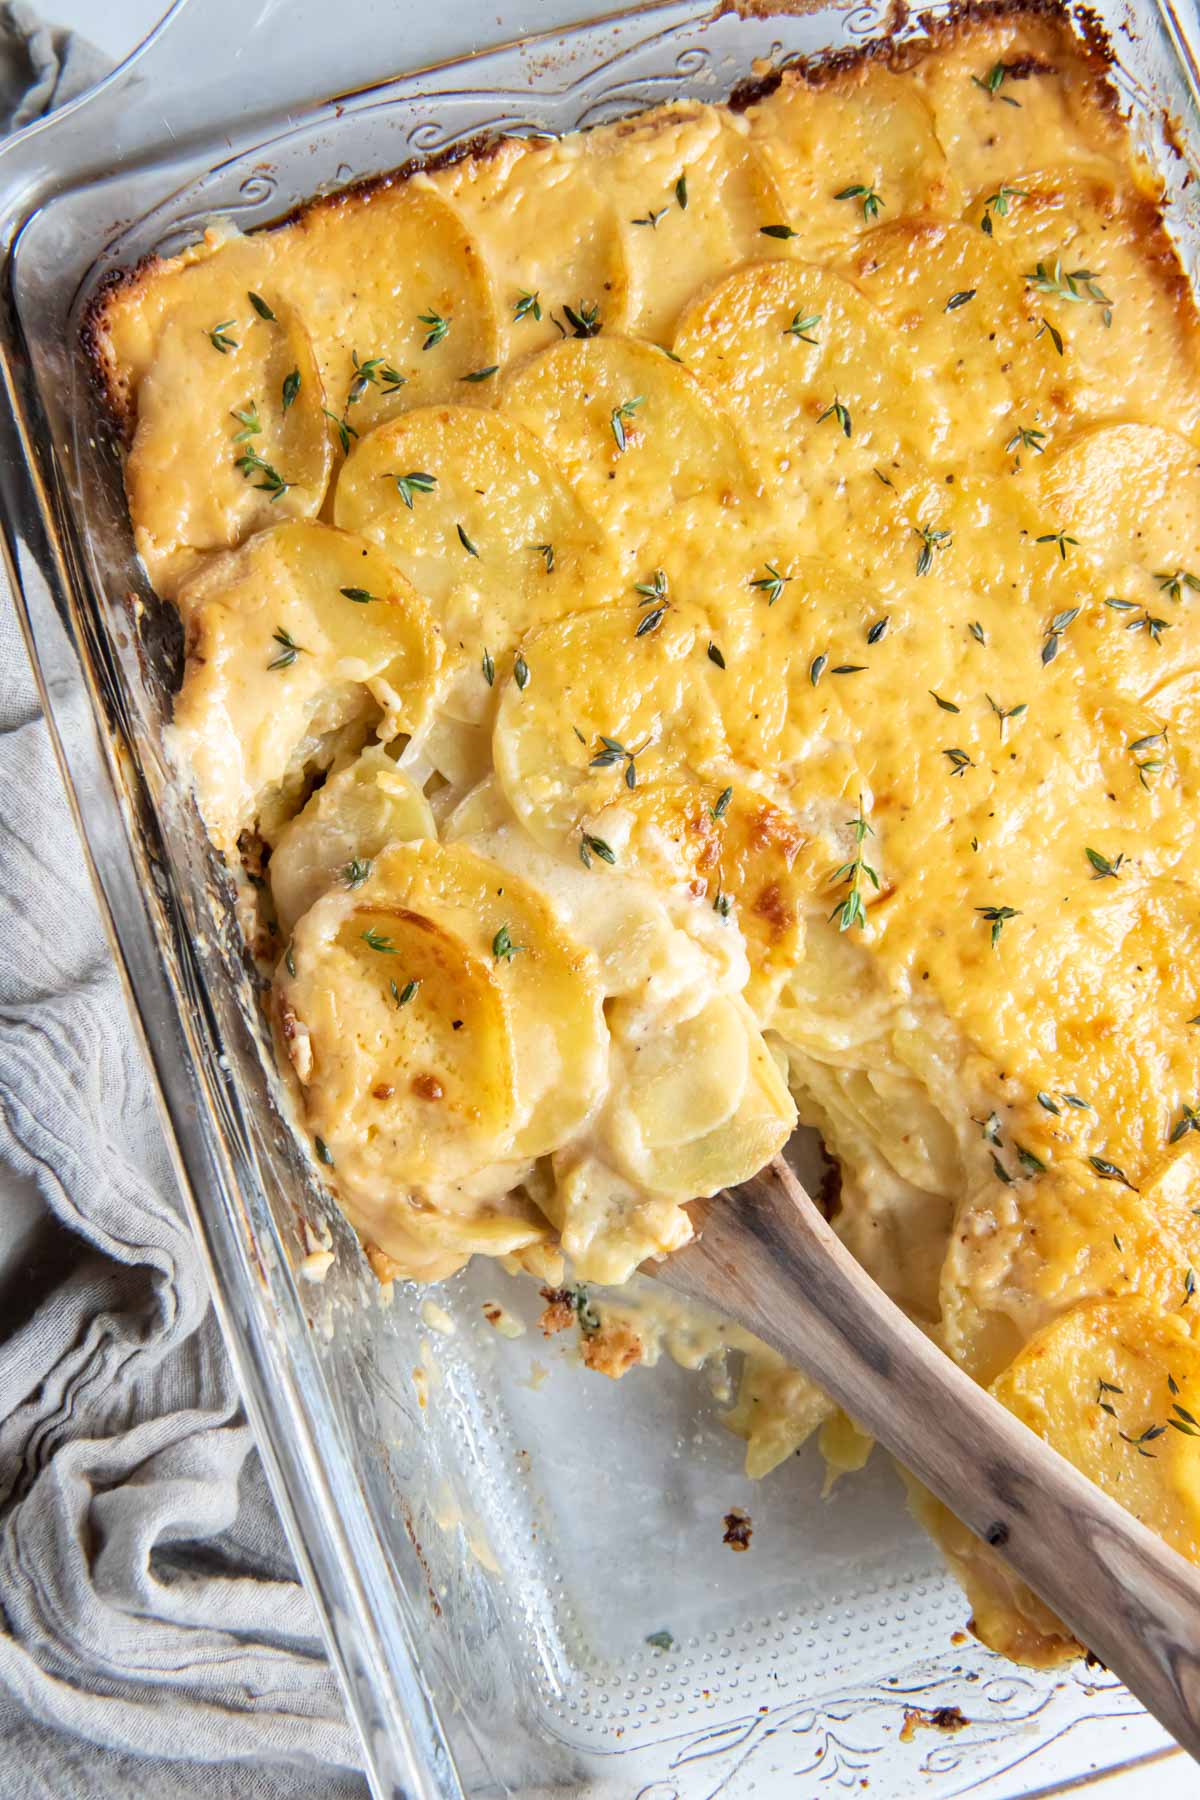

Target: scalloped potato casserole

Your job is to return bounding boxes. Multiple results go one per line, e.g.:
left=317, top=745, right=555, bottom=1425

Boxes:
left=89, top=4, right=1200, bottom=1665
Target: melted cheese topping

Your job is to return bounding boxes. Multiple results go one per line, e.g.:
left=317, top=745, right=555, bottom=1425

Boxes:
left=92, top=7, right=1200, bottom=1663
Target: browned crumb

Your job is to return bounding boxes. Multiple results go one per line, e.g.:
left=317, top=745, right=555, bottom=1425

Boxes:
left=900, top=1705, right=968, bottom=1742
left=372, top=1082, right=395, bottom=1100
left=411, top=1072, right=444, bottom=1101
left=538, top=1286, right=576, bottom=1335
left=581, top=1319, right=643, bottom=1379
left=482, top=1302, right=503, bottom=1325
left=723, top=1508, right=753, bottom=1552
left=365, top=1241, right=403, bottom=1285
left=950, top=1630, right=969, bottom=1647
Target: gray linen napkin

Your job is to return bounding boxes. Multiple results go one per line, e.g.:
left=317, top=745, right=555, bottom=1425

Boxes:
left=0, top=11, right=366, bottom=1794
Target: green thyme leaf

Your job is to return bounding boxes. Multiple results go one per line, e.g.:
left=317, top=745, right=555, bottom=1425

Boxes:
left=751, top=562, right=791, bottom=605
left=268, top=626, right=305, bottom=670
left=461, top=364, right=500, bottom=383
left=514, top=290, right=542, bottom=323
left=282, top=368, right=301, bottom=411
left=340, top=586, right=377, bottom=604
left=248, top=291, right=276, bottom=321
left=314, top=1135, right=335, bottom=1167
left=915, top=525, right=951, bottom=576
left=760, top=223, right=798, bottom=239
left=562, top=299, right=601, bottom=337
left=976, top=903, right=1020, bottom=947
left=708, top=641, right=726, bottom=669
left=418, top=309, right=450, bottom=349
left=867, top=616, right=889, bottom=644
left=456, top=522, right=480, bottom=558
left=342, top=857, right=372, bottom=888
left=675, top=173, right=688, bottom=210
left=579, top=831, right=616, bottom=869
left=1085, top=846, right=1125, bottom=880
left=835, top=182, right=884, bottom=223
left=481, top=647, right=495, bottom=687
left=207, top=320, right=238, bottom=354
left=514, top=651, right=530, bottom=690
left=945, top=289, right=977, bottom=311
left=386, top=470, right=437, bottom=509
left=230, top=402, right=262, bottom=443
left=785, top=310, right=822, bottom=344
left=361, top=927, right=396, bottom=953
left=819, top=396, right=852, bottom=438
left=1089, top=1154, right=1139, bottom=1191
left=492, top=924, right=525, bottom=962
left=610, top=394, right=645, bottom=452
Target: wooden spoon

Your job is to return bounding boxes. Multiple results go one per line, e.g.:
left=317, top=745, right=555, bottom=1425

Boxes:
left=653, top=1153, right=1200, bottom=1761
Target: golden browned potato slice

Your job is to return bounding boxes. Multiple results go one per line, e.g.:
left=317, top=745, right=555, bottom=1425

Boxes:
left=992, top=1296, right=1200, bottom=1561
left=842, top=219, right=1056, bottom=467
left=673, top=260, right=922, bottom=513
left=908, top=10, right=1130, bottom=198
left=333, top=404, right=611, bottom=701
left=268, top=745, right=434, bottom=934
left=127, top=295, right=330, bottom=595
left=422, top=146, right=632, bottom=357
left=583, top=105, right=789, bottom=344
left=170, top=522, right=441, bottom=849
left=491, top=602, right=728, bottom=854
left=973, top=170, right=1200, bottom=436
left=745, top=65, right=957, bottom=257
left=500, top=336, right=757, bottom=558
left=1030, top=423, right=1200, bottom=604
left=98, top=183, right=500, bottom=448
left=279, top=838, right=606, bottom=1199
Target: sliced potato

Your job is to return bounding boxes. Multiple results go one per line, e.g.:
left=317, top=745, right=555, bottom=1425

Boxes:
left=268, top=180, right=500, bottom=437
left=280, top=838, right=606, bottom=1200
left=1031, top=423, right=1200, bottom=599
left=584, top=105, right=788, bottom=344
left=170, top=522, right=441, bottom=849
left=606, top=1005, right=795, bottom=1199
left=843, top=219, right=1056, bottom=467
left=991, top=1297, right=1200, bottom=1563
left=545, top=1151, right=695, bottom=1284
left=746, top=65, right=956, bottom=257
left=423, top=144, right=631, bottom=357
left=128, top=296, right=330, bottom=595
left=333, top=404, right=610, bottom=686
left=500, top=336, right=757, bottom=556
left=609, top=992, right=750, bottom=1156
left=974, top=170, right=1200, bottom=436
left=491, top=602, right=728, bottom=853
left=268, top=745, right=434, bottom=934
left=673, top=260, right=922, bottom=509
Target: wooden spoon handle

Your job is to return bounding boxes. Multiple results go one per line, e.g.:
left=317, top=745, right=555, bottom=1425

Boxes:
left=656, top=1156, right=1200, bottom=1760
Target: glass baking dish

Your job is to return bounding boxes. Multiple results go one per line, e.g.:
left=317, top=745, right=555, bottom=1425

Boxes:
left=3, top=0, right=1199, bottom=1792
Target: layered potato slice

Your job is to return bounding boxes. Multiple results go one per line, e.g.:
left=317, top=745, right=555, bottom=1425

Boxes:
left=745, top=65, right=956, bottom=257
left=908, top=10, right=1132, bottom=198
left=673, top=260, right=923, bottom=511
left=128, top=296, right=330, bottom=596
left=492, top=602, right=728, bottom=852
left=332, top=404, right=611, bottom=701
left=960, top=169, right=1200, bottom=436
left=278, top=838, right=607, bottom=1268
left=269, top=745, right=434, bottom=934
left=96, top=183, right=500, bottom=444
left=842, top=220, right=1057, bottom=467
left=170, top=522, right=441, bottom=849
left=423, top=143, right=632, bottom=358
left=581, top=106, right=789, bottom=345
left=500, top=336, right=758, bottom=557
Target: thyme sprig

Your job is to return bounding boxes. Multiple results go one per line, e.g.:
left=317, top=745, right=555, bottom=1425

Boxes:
left=235, top=447, right=291, bottom=499
left=915, top=525, right=951, bottom=576
left=1106, top=597, right=1172, bottom=642
left=972, top=62, right=1020, bottom=105
left=207, top=320, right=238, bottom=354
left=785, top=310, right=822, bottom=344
left=1156, top=569, right=1200, bottom=603
left=268, top=627, right=305, bottom=670
left=590, top=732, right=652, bottom=790
left=349, top=350, right=406, bottom=403
left=492, top=924, right=525, bottom=962
left=751, top=562, right=791, bottom=605
left=418, top=309, right=449, bottom=350
left=611, top=395, right=645, bottom=452
left=385, top=470, right=437, bottom=509
left=230, top=403, right=261, bottom=443
left=976, top=904, right=1021, bottom=948
left=1042, top=605, right=1080, bottom=665
left=835, top=182, right=884, bottom=223
left=1036, top=527, right=1078, bottom=560
left=819, top=396, right=852, bottom=438
left=1086, top=846, right=1125, bottom=880
left=514, top=290, right=542, bottom=323
left=579, top=830, right=616, bottom=869
left=562, top=299, right=602, bottom=337
left=829, top=796, right=878, bottom=932
left=981, top=184, right=1027, bottom=234
left=1025, top=258, right=1112, bottom=325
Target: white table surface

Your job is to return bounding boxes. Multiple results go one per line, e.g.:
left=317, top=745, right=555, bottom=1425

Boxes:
left=34, top=4, right=1200, bottom=1795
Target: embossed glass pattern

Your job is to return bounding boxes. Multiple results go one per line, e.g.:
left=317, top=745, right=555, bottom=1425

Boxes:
left=1, top=2, right=1198, bottom=1794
